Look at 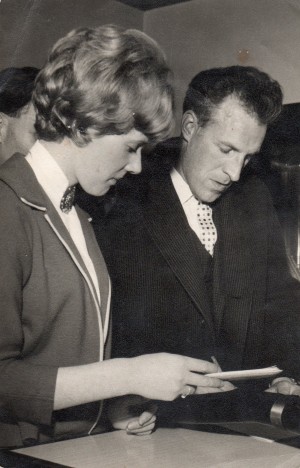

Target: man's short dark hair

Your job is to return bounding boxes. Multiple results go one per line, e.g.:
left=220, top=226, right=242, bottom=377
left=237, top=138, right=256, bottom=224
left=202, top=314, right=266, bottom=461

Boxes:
left=183, top=66, right=283, bottom=127
left=0, top=67, right=39, bottom=117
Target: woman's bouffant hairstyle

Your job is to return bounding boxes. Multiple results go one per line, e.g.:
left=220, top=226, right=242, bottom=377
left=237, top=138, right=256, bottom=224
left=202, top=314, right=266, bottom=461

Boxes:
left=33, top=25, right=174, bottom=146
left=183, top=66, right=283, bottom=127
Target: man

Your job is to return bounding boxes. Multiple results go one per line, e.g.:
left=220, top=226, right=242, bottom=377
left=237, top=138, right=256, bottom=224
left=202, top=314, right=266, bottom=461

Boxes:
left=96, top=66, right=300, bottom=398
left=0, top=67, right=38, bottom=165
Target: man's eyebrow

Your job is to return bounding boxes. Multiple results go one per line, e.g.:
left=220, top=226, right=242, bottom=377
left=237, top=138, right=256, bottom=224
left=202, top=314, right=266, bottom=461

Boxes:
left=219, top=142, right=261, bottom=156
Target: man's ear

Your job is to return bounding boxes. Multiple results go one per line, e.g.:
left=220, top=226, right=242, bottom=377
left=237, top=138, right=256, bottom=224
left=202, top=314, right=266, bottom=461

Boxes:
left=0, top=113, right=8, bottom=143
left=181, top=110, right=199, bottom=143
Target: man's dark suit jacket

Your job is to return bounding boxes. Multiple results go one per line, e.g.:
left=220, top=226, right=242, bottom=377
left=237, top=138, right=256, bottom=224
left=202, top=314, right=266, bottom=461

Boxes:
left=95, top=158, right=300, bottom=379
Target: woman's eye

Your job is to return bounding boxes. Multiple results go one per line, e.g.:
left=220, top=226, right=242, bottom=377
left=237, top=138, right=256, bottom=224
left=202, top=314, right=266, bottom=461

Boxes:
left=128, top=146, right=137, bottom=153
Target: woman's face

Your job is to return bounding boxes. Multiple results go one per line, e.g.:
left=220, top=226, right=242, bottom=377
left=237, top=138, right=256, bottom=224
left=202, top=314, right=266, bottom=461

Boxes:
left=0, top=103, right=36, bottom=165
left=71, top=129, right=148, bottom=196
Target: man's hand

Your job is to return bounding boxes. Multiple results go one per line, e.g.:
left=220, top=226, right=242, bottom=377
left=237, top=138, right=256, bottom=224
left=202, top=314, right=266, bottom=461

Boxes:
left=108, top=395, right=157, bottom=436
left=266, top=377, right=300, bottom=396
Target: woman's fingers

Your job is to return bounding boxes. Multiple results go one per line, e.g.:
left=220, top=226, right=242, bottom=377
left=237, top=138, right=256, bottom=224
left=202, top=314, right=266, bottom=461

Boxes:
left=185, top=373, right=235, bottom=395
left=185, top=356, right=219, bottom=374
left=218, top=381, right=236, bottom=391
left=188, top=373, right=223, bottom=389
left=194, top=384, right=234, bottom=394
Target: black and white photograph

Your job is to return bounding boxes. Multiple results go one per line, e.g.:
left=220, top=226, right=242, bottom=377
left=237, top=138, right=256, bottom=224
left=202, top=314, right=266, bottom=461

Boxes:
left=0, top=1, right=300, bottom=466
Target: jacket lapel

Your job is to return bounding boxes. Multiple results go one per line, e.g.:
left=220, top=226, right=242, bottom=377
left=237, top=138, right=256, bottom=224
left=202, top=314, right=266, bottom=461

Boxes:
left=78, top=207, right=111, bottom=335
left=44, top=195, right=101, bottom=295
left=43, top=197, right=112, bottom=340
left=143, top=175, right=215, bottom=336
left=213, top=183, right=257, bottom=352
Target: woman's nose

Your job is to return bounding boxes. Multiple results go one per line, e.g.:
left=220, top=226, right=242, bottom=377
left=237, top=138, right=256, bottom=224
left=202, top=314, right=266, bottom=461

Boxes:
left=126, top=150, right=142, bottom=175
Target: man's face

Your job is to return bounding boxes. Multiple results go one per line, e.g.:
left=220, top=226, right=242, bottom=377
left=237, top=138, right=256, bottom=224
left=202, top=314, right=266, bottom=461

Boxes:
left=177, top=95, right=267, bottom=203
left=0, top=103, right=36, bottom=165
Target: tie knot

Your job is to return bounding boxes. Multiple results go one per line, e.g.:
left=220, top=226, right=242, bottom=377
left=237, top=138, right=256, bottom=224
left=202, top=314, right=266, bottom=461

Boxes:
left=60, top=185, right=76, bottom=214
left=197, top=201, right=212, bottom=216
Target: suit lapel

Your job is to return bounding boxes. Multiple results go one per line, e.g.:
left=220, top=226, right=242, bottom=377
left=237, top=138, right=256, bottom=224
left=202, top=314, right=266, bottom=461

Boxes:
left=143, top=175, right=215, bottom=336
left=213, top=183, right=256, bottom=351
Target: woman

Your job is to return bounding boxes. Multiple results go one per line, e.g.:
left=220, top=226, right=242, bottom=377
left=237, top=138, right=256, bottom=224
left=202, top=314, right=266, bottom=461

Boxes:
left=0, top=25, right=225, bottom=448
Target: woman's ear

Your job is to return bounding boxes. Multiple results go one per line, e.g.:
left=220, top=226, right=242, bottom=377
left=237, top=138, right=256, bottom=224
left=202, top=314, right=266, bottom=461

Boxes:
left=181, top=110, right=199, bottom=143
left=0, top=113, right=8, bottom=143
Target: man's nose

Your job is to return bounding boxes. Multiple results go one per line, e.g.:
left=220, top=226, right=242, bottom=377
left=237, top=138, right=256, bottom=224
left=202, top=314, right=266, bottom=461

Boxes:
left=126, top=150, right=142, bottom=175
left=223, top=155, right=245, bottom=182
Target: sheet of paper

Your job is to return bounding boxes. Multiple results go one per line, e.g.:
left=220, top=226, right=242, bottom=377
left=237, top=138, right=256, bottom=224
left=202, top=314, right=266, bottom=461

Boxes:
left=207, top=366, right=282, bottom=381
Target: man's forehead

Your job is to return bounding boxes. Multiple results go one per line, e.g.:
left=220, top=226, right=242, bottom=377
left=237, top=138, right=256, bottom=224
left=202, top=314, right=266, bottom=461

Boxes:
left=209, top=95, right=261, bottom=128
left=213, top=95, right=248, bottom=115
left=207, top=97, right=266, bottom=151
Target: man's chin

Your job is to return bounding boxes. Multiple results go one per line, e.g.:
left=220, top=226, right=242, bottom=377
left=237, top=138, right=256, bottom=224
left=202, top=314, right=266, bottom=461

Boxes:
left=202, top=192, right=223, bottom=204
left=210, top=185, right=232, bottom=202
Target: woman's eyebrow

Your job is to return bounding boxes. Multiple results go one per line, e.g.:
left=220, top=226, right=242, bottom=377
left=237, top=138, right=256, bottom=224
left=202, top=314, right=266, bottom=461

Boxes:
left=129, top=139, right=148, bottom=147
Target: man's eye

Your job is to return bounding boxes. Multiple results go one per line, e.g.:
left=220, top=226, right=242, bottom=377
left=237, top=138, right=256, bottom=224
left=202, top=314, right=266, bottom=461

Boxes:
left=220, top=148, right=232, bottom=154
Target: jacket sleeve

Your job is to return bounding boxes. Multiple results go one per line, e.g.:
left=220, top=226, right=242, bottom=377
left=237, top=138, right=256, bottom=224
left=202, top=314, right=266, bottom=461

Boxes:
left=0, top=188, right=57, bottom=427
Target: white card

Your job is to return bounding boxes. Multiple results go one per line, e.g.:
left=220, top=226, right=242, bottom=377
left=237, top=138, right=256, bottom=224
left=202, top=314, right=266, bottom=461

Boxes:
left=207, top=366, right=282, bottom=381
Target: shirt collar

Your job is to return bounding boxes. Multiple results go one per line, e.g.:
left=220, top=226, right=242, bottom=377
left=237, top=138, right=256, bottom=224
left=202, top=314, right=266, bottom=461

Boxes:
left=25, top=140, right=71, bottom=211
left=170, top=167, right=195, bottom=205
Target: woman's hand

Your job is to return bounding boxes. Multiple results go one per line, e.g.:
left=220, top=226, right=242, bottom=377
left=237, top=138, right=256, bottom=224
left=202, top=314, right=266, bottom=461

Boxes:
left=108, top=395, right=157, bottom=436
left=128, top=353, right=228, bottom=401
left=54, top=353, right=233, bottom=411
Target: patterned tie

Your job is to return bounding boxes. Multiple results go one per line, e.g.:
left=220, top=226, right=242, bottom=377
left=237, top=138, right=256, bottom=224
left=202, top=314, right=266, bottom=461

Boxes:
left=197, top=201, right=217, bottom=255
left=60, top=185, right=76, bottom=214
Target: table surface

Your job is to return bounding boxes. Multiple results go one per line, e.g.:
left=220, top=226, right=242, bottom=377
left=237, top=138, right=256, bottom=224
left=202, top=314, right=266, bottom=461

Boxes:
left=13, top=427, right=300, bottom=468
